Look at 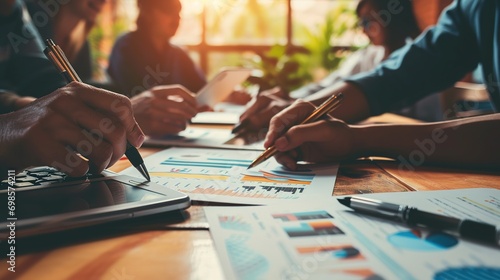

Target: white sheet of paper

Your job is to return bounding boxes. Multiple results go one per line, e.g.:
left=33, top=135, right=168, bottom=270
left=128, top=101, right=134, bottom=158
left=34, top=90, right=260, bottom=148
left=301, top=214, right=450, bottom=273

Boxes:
left=205, top=188, right=500, bottom=279
left=144, top=127, right=265, bottom=151
left=121, top=147, right=339, bottom=205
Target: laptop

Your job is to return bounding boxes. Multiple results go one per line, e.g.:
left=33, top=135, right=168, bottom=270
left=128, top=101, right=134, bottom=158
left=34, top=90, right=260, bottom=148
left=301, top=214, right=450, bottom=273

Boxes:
left=0, top=167, right=190, bottom=238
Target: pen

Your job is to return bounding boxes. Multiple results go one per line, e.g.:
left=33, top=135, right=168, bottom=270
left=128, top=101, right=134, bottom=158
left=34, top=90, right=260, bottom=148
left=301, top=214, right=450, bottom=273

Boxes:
left=247, top=93, right=343, bottom=169
left=231, top=119, right=249, bottom=135
left=337, top=196, right=500, bottom=246
left=44, top=39, right=151, bottom=182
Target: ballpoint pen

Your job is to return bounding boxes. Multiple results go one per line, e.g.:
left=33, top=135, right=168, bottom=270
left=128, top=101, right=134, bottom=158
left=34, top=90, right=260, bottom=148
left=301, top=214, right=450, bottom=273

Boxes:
left=337, top=196, right=500, bottom=246
left=247, top=92, right=344, bottom=169
left=44, top=39, right=151, bottom=181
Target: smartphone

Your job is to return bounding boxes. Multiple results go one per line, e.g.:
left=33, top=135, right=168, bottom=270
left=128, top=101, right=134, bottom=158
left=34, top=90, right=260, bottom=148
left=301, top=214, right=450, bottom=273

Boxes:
left=196, top=68, right=252, bottom=107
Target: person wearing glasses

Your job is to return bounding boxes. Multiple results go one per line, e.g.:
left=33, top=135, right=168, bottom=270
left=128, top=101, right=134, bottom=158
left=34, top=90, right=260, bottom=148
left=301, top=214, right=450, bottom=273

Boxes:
left=265, top=0, right=500, bottom=170
left=236, top=0, right=421, bottom=133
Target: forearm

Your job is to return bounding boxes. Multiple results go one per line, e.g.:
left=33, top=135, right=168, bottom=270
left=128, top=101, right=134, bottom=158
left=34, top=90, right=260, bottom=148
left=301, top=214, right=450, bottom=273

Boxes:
left=353, top=114, right=500, bottom=170
left=304, top=81, right=372, bottom=123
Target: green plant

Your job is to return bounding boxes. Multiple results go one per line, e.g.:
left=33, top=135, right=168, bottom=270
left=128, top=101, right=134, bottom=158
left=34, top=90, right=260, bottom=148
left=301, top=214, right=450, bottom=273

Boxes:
left=245, top=4, right=359, bottom=95
left=244, top=45, right=313, bottom=94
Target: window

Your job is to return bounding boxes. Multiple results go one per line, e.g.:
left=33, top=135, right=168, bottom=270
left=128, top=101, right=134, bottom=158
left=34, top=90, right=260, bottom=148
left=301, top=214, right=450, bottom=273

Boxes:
left=91, top=0, right=364, bottom=86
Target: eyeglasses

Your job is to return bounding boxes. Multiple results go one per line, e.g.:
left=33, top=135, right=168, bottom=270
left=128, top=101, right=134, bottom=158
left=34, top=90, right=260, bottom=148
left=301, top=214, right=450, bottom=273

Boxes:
left=357, top=17, right=374, bottom=29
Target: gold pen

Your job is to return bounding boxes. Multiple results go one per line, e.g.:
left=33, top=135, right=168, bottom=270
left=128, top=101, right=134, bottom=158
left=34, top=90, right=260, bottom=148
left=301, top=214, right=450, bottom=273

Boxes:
left=44, top=39, right=151, bottom=181
left=247, top=93, right=344, bottom=169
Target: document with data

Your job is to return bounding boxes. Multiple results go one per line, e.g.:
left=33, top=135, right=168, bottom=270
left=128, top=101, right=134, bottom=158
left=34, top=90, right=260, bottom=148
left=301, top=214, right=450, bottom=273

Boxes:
left=205, top=188, right=500, bottom=279
left=121, top=147, right=338, bottom=205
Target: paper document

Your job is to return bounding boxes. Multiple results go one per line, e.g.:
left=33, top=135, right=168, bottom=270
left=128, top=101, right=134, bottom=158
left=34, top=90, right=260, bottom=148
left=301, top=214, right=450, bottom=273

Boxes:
left=205, top=188, right=500, bottom=279
left=144, top=127, right=265, bottom=151
left=121, top=147, right=339, bottom=204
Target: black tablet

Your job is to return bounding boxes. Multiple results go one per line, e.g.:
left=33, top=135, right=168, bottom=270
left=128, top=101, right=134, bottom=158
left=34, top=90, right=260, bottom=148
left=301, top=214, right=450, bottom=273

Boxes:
left=0, top=171, right=190, bottom=238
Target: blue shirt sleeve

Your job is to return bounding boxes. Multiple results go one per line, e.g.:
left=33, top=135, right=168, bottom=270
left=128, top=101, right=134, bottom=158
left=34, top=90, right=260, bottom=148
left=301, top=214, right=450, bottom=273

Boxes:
left=346, top=0, right=480, bottom=115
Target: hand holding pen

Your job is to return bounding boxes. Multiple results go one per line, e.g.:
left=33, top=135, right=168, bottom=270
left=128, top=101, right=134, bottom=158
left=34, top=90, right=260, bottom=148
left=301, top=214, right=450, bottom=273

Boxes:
left=44, top=39, right=150, bottom=181
left=248, top=93, right=344, bottom=169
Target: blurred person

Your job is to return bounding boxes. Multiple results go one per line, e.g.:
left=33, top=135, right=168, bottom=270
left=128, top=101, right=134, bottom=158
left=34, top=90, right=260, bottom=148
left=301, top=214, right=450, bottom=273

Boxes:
left=107, top=0, right=206, bottom=95
left=0, top=0, right=144, bottom=178
left=236, top=0, right=421, bottom=133
left=25, top=0, right=108, bottom=83
left=0, top=0, right=65, bottom=113
left=24, top=0, right=200, bottom=137
left=263, top=0, right=500, bottom=171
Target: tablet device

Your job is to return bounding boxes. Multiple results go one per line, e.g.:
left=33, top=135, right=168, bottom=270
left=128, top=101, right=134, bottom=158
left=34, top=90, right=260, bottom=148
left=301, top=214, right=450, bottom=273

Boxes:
left=196, top=68, right=252, bottom=107
left=0, top=170, right=190, bottom=238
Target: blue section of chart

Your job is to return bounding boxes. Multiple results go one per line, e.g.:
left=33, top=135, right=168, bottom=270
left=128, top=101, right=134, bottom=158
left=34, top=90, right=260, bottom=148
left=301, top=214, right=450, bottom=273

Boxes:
left=434, top=267, right=500, bottom=280
left=388, top=230, right=458, bottom=251
left=219, top=216, right=252, bottom=232
left=225, top=235, right=269, bottom=280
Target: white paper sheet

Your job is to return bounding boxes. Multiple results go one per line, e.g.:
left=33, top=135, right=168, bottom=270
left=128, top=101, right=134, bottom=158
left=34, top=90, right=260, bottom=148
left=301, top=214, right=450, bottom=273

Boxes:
left=121, top=147, right=338, bottom=205
left=205, top=188, right=500, bottom=279
left=144, top=127, right=265, bottom=151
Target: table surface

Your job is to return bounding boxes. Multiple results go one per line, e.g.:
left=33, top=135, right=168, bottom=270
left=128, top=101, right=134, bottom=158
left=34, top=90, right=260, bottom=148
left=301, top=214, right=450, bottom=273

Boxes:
left=2, top=114, right=499, bottom=280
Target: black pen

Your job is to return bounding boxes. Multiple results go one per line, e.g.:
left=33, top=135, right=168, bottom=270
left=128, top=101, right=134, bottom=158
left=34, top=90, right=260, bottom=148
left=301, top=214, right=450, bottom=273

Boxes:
left=337, top=196, right=500, bottom=246
left=44, top=39, right=150, bottom=181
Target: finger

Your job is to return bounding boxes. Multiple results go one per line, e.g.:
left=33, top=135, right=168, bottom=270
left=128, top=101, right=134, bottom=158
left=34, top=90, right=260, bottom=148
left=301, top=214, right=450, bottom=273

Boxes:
left=32, top=139, right=91, bottom=177
left=152, top=98, right=197, bottom=118
left=150, top=85, right=197, bottom=108
left=240, top=94, right=274, bottom=120
left=264, top=100, right=315, bottom=147
left=48, top=95, right=129, bottom=167
left=274, top=152, right=298, bottom=171
left=65, top=82, right=145, bottom=148
left=274, top=121, right=333, bottom=152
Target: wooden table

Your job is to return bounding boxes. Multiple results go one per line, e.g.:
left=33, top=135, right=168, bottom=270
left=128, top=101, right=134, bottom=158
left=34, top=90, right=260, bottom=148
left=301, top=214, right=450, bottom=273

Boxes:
left=2, top=117, right=499, bottom=280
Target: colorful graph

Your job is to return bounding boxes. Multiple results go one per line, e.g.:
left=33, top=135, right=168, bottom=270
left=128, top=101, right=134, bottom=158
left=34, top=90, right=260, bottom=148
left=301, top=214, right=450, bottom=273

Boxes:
left=273, top=211, right=333, bottom=221
left=284, top=221, right=344, bottom=237
left=219, top=215, right=252, bottom=232
left=434, top=267, right=500, bottom=280
left=327, top=268, right=384, bottom=280
left=297, top=245, right=364, bottom=261
left=388, top=229, right=458, bottom=251
left=225, top=235, right=269, bottom=280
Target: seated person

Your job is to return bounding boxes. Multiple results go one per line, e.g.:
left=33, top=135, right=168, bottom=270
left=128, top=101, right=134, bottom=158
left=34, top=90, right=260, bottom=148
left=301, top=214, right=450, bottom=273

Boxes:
left=0, top=0, right=144, bottom=178
left=22, top=0, right=200, bottom=137
left=264, top=0, right=500, bottom=171
left=24, top=0, right=105, bottom=83
left=107, top=0, right=206, bottom=95
left=235, top=0, right=421, bottom=133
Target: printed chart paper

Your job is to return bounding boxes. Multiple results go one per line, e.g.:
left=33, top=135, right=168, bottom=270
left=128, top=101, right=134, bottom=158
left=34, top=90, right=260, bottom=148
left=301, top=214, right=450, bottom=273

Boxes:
left=205, top=188, right=500, bottom=279
left=121, top=147, right=339, bottom=204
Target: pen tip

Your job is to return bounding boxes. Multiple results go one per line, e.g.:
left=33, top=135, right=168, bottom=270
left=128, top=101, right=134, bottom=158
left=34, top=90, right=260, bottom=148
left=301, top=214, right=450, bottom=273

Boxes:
left=337, top=197, right=351, bottom=207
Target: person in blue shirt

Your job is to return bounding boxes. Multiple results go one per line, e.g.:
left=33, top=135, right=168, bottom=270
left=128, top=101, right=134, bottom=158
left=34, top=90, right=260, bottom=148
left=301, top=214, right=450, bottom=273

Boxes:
left=264, top=0, right=500, bottom=170
left=107, top=0, right=206, bottom=96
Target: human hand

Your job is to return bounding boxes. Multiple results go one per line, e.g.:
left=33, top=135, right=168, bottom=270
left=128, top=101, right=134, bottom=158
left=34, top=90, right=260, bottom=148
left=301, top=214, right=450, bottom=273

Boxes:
left=0, top=82, right=144, bottom=176
left=131, top=85, right=198, bottom=137
left=235, top=87, right=293, bottom=133
left=264, top=100, right=360, bottom=170
left=223, top=89, right=252, bottom=105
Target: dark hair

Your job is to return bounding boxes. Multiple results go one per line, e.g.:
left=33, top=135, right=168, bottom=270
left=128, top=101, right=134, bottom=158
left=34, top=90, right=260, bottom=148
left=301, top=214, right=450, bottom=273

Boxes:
left=356, top=0, right=420, bottom=51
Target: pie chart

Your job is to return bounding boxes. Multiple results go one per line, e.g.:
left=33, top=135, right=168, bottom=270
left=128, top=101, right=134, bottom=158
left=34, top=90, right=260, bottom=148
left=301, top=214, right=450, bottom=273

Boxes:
left=387, top=229, right=458, bottom=251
